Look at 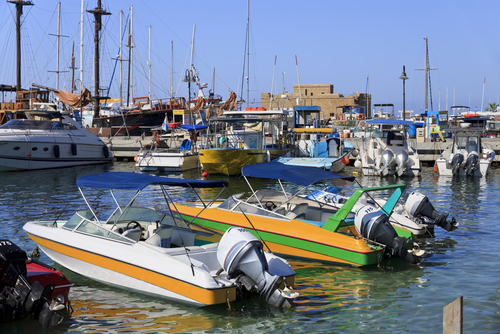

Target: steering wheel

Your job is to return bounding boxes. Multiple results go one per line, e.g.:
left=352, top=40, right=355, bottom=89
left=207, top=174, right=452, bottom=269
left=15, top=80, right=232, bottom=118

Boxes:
left=126, top=221, right=141, bottom=230
left=265, top=201, right=276, bottom=210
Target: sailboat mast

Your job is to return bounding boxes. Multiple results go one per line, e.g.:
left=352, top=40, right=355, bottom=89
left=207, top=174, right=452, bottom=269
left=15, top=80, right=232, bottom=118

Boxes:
left=88, top=0, right=111, bottom=119
left=119, top=10, right=123, bottom=105
left=170, top=41, right=173, bottom=98
left=8, top=0, right=33, bottom=91
left=246, top=0, right=250, bottom=106
left=148, top=25, right=151, bottom=102
left=80, top=0, right=84, bottom=90
left=424, top=37, right=428, bottom=112
left=56, top=2, right=60, bottom=90
left=130, top=6, right=133, bottom=103
left=70, top=42, right=75, bottom=93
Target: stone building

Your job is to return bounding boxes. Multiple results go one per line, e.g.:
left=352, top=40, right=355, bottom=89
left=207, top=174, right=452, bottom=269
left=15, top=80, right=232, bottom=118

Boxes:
left=260, top=84, right=371, bottom=120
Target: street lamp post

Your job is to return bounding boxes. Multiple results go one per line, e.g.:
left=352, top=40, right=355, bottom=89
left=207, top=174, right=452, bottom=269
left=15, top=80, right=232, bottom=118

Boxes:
left=183, top=68, right=196, bottom=125
left=399, top=65, right=409, bottom=121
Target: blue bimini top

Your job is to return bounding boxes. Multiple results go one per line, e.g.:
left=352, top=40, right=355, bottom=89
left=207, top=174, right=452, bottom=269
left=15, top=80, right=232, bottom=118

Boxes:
left=77, top=172, right=228, bottom=190
left=242, top=162, right=354, bottom=187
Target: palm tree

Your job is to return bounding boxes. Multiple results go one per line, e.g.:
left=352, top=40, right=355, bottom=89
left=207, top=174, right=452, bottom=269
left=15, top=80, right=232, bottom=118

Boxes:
left=485, top=102, right=499, bottom=112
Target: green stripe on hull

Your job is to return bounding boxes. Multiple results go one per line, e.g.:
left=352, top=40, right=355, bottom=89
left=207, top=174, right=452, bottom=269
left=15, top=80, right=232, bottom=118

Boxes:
left=184, top=214, right=384, bottom=267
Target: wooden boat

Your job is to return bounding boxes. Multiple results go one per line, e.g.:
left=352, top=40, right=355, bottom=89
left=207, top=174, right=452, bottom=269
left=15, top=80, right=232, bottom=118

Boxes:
left=174, top=162, right=425, bottom=267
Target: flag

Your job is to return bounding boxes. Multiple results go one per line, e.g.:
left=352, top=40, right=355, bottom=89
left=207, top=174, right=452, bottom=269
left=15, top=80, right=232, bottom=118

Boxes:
left=162, top=116, right=169, bottom=132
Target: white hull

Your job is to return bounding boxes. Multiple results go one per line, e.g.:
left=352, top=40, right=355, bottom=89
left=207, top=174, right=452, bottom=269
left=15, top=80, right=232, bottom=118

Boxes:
left=361, top=166, right=421, bottom=177
left=136, top=151, right=199, bottom=172
left=436, top=158, right=491, bottom=177
left=24, top=223, right=230, bottom=307
left=0, top=116, right=112, bottom=171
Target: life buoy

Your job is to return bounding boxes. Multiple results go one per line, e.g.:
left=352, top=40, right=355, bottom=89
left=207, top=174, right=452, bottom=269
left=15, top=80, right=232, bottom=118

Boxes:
left=337, top=114, right=343, bottom=120
left=358, top=114, right=364, bottom=120
left=152, top=131, right=160, bottom=145
left=16, top=103, right=21, bottom=109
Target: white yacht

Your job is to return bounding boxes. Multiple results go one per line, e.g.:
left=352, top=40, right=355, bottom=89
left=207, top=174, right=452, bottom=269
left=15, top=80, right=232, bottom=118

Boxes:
left=0, top=110, right=112, bottom=171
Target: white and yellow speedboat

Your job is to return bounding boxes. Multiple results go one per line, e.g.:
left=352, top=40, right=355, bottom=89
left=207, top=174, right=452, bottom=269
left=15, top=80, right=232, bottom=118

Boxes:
left=23, top=172, right=297, bottom=307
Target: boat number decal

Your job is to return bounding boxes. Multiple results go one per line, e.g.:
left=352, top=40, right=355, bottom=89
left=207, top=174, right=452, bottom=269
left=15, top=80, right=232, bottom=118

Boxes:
left=0, top=240, right=12, bottom=246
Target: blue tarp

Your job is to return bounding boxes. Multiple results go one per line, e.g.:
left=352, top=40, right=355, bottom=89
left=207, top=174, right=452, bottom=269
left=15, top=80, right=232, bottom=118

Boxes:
left=77, top=172, right=228, bottom=190
left=366, top=119, right=414, bottom=125
left=180, top=139, right=191, bottom=151
left=181, top=124, right=208, bottom=131
left=242, top=162, right=354, bottom=186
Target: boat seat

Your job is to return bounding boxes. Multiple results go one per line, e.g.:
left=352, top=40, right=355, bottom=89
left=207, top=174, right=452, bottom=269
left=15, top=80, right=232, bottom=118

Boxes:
left=145, top=225, right=173, bottom=248
left=285, top=203, right=308, bottom=219
left=122, top=228, right=142, bottom=242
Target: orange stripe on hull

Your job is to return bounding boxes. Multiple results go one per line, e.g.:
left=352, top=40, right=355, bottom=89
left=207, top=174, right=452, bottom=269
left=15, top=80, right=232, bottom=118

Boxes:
left=26, top=233, right=236, bottom=306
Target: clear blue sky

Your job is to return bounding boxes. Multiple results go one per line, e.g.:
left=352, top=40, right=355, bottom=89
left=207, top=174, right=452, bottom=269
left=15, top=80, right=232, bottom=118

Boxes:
left=0, top=0, right=498, bottom=116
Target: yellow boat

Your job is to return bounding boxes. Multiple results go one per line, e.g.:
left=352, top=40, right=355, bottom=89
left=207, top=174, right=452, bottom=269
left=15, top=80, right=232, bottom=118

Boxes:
left=199, top=109, right=289, bottom=176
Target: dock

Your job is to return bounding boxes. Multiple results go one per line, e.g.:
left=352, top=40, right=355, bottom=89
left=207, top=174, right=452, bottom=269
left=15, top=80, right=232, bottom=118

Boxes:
left=346, top=137, right=500, bottom=166
left=106, top=135, right=500, bottom=166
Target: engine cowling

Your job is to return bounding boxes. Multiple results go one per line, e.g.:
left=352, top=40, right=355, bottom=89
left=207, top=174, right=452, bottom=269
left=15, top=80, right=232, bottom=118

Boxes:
left=404, top=192, right=457, bottom=231
left=217, top=227, right=297, bottom=307
left=465, top=151, right=479, bottom=176
left=380, top=150, right=396, bottom=176
left=395, top=151, right=409, bottom=176
left=451, top=151, right=465, bottom=175
left=354, top=206, right=423, bottom=263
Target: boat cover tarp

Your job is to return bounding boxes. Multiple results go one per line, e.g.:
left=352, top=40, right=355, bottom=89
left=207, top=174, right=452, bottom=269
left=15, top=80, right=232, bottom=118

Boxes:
left=242, top=162, right=355, bottom=186
left=181, top=124, right=208, bottom=131
left=54, top=88, right=92, bottom=108
left=366, top=119, right=414, bottom=125
left=77, top=172, right=228, bottom=190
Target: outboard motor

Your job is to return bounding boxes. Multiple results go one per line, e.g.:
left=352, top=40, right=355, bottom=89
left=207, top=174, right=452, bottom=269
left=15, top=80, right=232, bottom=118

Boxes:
left=450, top=151, right=465, bottom=175
left=380, top=149, right=396, bottom=176
left=217, top=227, right=297, bottom=307
left=464, top=151, right=479, bottom=176
left=395, top=151, right=409, bottom=177
left=405, top=192, right=458, bottom=232
left=354, top=206, right=423, bottom=263
left=0, top=240, right=63, bottom=328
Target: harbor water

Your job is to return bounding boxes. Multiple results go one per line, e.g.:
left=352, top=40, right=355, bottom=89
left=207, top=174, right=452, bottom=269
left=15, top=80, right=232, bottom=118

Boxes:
left=0, top=162, right=499, bottom=333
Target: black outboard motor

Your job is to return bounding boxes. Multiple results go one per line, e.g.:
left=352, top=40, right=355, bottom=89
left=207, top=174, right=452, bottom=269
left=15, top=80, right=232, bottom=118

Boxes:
left=464, top=151, right=479, bottom=176
left=0, top=240, right=63, bottom=328
left=405, top=192, right=457, bottom=232
left=355, top=206, right=424, bottom=263
left=451, top=151, right=464, bottom=175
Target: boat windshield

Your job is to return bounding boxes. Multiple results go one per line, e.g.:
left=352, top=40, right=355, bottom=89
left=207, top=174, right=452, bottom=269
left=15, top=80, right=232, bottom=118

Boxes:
left=0, top=119, right=77, bottom=130
left=107, top=207, right=189, bottom=229
left=218, top=196, right=288, bottom=219
left=455, top=136, right=479, bottom=153
left=63, top=210, right=135, bottom=244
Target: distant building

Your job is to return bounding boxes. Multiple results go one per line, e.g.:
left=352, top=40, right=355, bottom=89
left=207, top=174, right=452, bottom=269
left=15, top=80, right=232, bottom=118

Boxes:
left=260, top=84, right=371, bottom=120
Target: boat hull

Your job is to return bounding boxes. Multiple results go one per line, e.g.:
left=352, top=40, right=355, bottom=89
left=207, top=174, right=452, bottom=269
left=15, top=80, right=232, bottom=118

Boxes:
left=199, top=148, right=285, bottom=175
left=174, top=205, right=384, bottom=267
left=0, top=140, right=112, bottom=171
left=23, top=225, right=237, bottom=307
left=436, top=158, right=491, bottom=176
left=361, top=166, right=420, bottom=177
left=137, top=152, right=200, bottom=172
